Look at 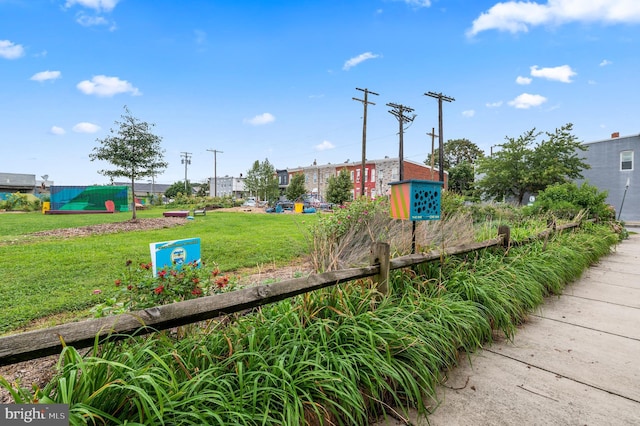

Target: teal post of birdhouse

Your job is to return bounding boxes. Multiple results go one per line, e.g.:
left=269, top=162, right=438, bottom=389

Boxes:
left=389, top=180, right=443, bottom=221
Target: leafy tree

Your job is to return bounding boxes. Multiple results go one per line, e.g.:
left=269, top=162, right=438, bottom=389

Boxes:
left=165, top=181, right=193, bottom=199
left=245, top=159, right=279, bottom=204
left=476, top=123, right=589, bottom=204
left=196, top=181, right=210, bottom=197
left=286, top=173, right=307, bottom=202
left=89, top=106, right=167, bottom=219
left=448, top=162, right=475, bottom=195
left=326, top=169, right=353, bottom=205
left=528, top=124, right=589, bottom=193
left=427, top=138, right=484, bottom=170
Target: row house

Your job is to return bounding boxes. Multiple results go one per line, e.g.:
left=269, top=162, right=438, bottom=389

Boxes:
left=577, top=132, right=640, bottom=223
left=286, top=157, right=446, bottom=201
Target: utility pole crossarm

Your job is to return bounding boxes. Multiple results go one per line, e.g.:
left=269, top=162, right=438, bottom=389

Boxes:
left=386, top=102, right=416, bottom=181
left=424, top=91, right=455, bottom=183
left=353, top=88, right=379, bottom=198
left=180, top=152, right=192, bottom=193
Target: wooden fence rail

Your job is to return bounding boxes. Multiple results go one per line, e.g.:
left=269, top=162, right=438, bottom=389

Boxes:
left=0, top=221, right=581, bottom=366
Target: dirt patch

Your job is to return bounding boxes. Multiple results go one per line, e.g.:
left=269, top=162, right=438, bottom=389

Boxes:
left=213, top=206, right=270, bottom=214
left=29, top=217, right=188, bottom=239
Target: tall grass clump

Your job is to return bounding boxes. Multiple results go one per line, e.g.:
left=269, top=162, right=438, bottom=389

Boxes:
left=308, top=197, right=477, bottom=272
left=3, top=280, right=491, bottom=425
left=416, top=222, right=617, bottom=338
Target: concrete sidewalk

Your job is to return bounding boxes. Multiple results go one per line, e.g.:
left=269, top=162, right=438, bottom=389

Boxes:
left=377, top=232, right=640, bottom=425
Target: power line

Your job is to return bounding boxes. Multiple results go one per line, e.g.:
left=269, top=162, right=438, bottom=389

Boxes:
left=425, top=91, right=455, bottom=183
left=387, top=102, right=416, bottom=181
left=353, top=87, right=379, bottom=197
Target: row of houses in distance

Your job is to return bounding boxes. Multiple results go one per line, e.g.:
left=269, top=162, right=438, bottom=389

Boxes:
left=273, top=157, right=444, bottom=201
left=3, top=133, right=639, bottom=222
left=208, top=157, right=445, bottom=201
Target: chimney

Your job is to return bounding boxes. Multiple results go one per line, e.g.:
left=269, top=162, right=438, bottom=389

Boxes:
left=611, top=132, right=620, bottom=138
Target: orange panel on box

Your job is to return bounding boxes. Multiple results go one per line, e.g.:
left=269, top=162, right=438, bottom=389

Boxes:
left=390, top=182, right=410, bottom=220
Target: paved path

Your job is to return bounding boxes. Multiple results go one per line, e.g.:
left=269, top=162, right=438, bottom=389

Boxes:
left=377, top=232, right=640, bottom=425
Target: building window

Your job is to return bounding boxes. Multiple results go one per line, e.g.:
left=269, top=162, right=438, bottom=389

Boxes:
left=391, top=168, right=398, bottom=180
left=356, top=169, right=361, bottom=183
left=621, top=151, right=633, bottom=171
left=350, top=171, right=355, bottom=182
left=370, top=169, right=375, bottom=183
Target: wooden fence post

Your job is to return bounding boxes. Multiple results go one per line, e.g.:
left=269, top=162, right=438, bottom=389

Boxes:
left=370, top=242, right=390, bottom=296
left=498, top=225, right=510, bottom=248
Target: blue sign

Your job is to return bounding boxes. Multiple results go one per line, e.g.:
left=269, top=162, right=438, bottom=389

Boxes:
left=149, top=237, right=201, bottom=276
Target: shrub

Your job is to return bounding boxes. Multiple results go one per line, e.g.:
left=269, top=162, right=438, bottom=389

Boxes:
left=529, top=182, right=613, bottom=220
left=440, top=190, right=465, bottom=218
left=2, top=193, right=38, bottom=211
left=91, top=260, right=235, bottom=317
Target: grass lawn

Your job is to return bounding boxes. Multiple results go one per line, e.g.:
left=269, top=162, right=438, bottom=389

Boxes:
left=0, top=208, right=318, bottom=335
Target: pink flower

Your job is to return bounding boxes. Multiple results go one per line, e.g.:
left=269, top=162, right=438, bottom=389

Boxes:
left=154, top=285, right=164, bottom=295
left=92, top=289, right=102, bottom=295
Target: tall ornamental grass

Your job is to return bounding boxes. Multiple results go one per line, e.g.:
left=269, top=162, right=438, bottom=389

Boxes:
left=1, top=221, right=619, bottom=425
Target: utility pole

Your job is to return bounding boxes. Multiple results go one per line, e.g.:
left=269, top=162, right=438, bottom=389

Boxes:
left=425, top=91, right=455, bottom=183
left=353, top=87, right=379, bottom=198
left=180, top=152, right=192, bottom=193
left=426, top=128, right=438, bottom=179
left=206, top=149, right=223, bottom=197
left=387, top=103, right=416, bottom=181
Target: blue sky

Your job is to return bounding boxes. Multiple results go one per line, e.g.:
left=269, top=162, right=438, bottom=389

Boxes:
left=2, top=0, right=639, bottom=186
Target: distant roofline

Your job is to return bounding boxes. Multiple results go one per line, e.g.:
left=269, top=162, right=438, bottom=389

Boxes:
left=283, top=157, right=448, bottom=174
left=583, top=133, right=640, bottom=145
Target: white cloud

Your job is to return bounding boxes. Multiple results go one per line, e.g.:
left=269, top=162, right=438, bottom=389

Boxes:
left=467, top=0, right=640, bottom=37
left=462, top=110, right=475, bottom=118
left=77, top=75, right=141, bottom=97
left=599, top=59, right=612, bottom=66
left=65, top=0, right=119, bottom=12
left=516, top=76, right=532, bottom=85
left=343, top=52, right=381, bottom=71
left=486, top=101, right=503, bottom=108
left=315, top=140, right=336, bottom=151
left=243, top=113, right=275, bottom=126
left=508, top=93, right=548, bottom=109
left=50, top=126, right=66, bottom=135
left=392, top=0, right=431, bottom=7
left=530, top=65, right=576, bottom=82
left=0, top=40, right=25, bottom=59
left=76, top=14, right=108, bottom=27
left=73, top=122, right=101, bottom=133
left=30, top=70, right=62, bottom=82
